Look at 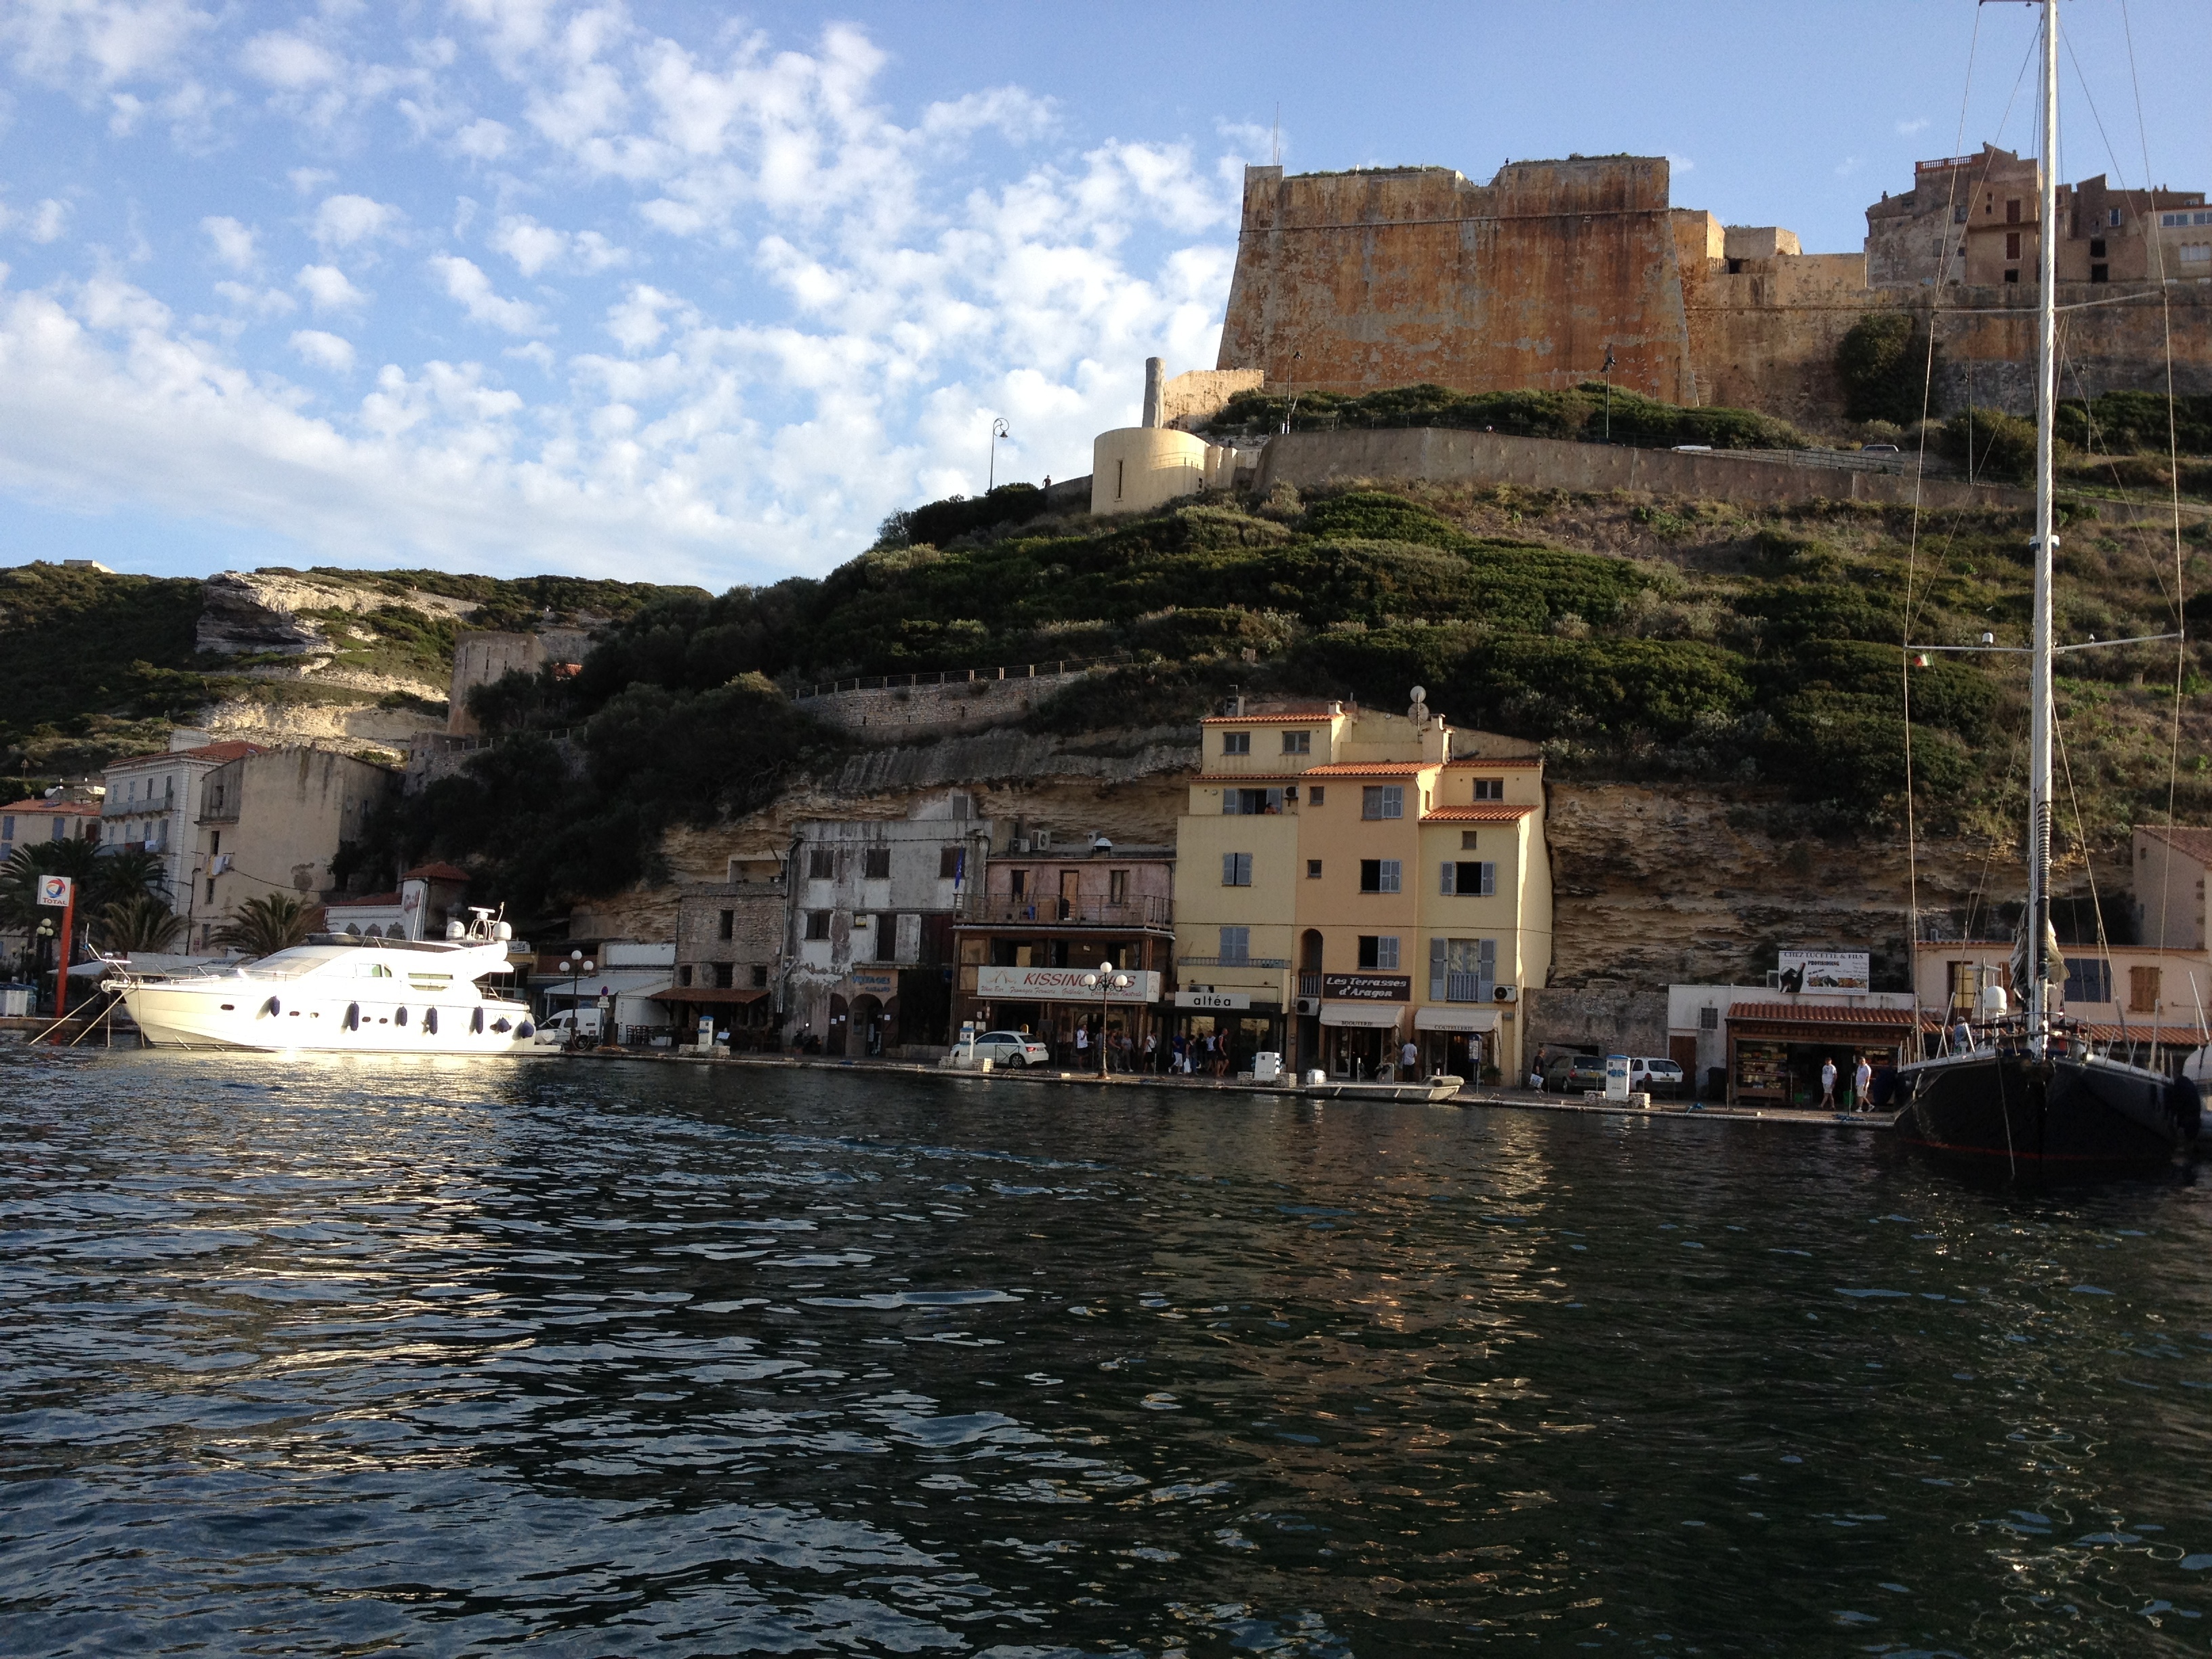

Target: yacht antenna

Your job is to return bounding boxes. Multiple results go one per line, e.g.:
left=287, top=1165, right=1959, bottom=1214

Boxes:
left=2025, top=0, right=2060, bottom=1050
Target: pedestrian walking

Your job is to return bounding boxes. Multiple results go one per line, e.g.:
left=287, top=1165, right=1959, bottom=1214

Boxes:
left=1401, top=1038, right=1420, bottom=1079
left=1950, top=1017, right=1972, bottom=1054
left=1144, top=1031, right=1158, bottom=1071
left=1853, top=1054, right=1873, bottom=1113
left=1820, top=1056, right=1838, bottom=1109
left=1075, top=1023, right=1089, bottom=1064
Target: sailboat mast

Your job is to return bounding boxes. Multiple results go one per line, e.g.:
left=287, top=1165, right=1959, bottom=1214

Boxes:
left=2027, top=0, right=2061, bottom=1044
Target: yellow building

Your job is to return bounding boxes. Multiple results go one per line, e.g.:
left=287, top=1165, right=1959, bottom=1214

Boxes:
left=1171, top=697, right=1551, bottom=1082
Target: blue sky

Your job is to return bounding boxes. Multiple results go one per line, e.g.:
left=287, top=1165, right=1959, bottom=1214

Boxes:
left=0, top=1, right=2203, bottom=590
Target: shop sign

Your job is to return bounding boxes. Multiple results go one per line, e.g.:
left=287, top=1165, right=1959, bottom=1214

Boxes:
left=1321, top=972, right=1410, bottom=1002
left=1778, top=949, right=1870, bottom=992
left=1174, top=989, right=1251, bottom=1010
left=847, top=968, right=898, bottom=998
left=976, top=966, right=1161, bottom=1004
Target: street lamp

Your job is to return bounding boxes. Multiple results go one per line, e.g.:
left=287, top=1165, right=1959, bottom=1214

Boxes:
left=35, top=918, right=54, bottom=1015
left=565, top=948, right=595, bottom=1046
left=1082, top=958, right=1133, bottom=1078
left=987, top=416, right=1010, bottom=492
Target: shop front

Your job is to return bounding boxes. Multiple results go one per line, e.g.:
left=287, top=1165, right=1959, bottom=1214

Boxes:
left=1319, top=972, right=1412, bottom=1078
left=1725, top=1001, right=1915, bottom=1109
left=972, top=965, right=1163, bottom=1069
left=830, top=967, right=900, bottom=1058
left=652, top=985, right=777, bottom=1050
left=1415, top=1004, right=1498, bottom=1083
left=1170, top=989, right=1282, bottom=1075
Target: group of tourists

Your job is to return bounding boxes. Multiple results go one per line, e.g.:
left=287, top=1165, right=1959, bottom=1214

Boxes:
left=1169, top=1029, right=1234, bottom=1077
left=1070, top=1020, right=1149, bottom=1072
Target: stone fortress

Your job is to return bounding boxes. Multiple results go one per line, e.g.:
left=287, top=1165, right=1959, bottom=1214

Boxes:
left=1191, top=149, right=2211, bottom=429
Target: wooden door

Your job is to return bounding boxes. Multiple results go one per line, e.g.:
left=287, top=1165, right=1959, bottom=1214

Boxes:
left=1669, top=1033, right=1700, bottom=1099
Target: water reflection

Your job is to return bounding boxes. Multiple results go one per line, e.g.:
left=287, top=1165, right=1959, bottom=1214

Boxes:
left=3, top=1046, right=2210, bottom=1654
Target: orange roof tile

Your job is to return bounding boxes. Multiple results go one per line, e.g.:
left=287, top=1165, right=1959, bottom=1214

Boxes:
left=1, top=798, right=100, bottom=814
left=2137, top=825, right=2212, bottom=865
left=1422, top=804, right=1536, bottom=822
left=403, top=862, right=472, bottom=882
left=2075, top=1023, right=2206, bottom=1044
left=1443, top=756, right=1544, bottom=769
left=1299, top=762, right=1433, bottom=777
left=1203, top=712, right=1343, bottom=724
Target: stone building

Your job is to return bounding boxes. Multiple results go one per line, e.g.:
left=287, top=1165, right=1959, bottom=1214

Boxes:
left=445, top=627, right=593, bottom=737
left=665, top=850, right=790, bottom=1046
left=1210, top=151, right=2212, bottom=428
left=100, top=737, right=268, bottom=930
left=787, top=791, right=994, bottom=1057
left=189, top=747, right=400, bottom=949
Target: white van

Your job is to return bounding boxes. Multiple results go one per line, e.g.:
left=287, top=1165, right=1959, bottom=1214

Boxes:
left=535, top=1007, right=602, bottom=1045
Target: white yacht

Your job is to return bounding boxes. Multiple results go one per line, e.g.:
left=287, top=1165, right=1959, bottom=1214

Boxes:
left=107, top=909, right=539, bottom=1054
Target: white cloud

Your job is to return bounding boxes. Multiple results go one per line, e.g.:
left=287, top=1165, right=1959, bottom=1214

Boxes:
left=239, top=30, right=338, bottom=90
left=295, top=263, right=369, bottom=313
left=489, top=213, right=565, bottom=276
left=427, top=253, right=546, bottom=334
left=312, top=192, right=400, bottom=247
left=26, top=199, right=70, bottom=243
left=1896, top=117, right=1931, bottom=136
left=453, top=115, right=510, bottom=159
left=288, top=166, right=335, bottom=194
left=213, top=280, right=293, bottom=317
left=1, top=0, right=214, bottom=89
left=605, top=283, right=684, bottom=352
left=200, top=213, right=256, bottom=270
left=288, top=328, right=354, bottom=372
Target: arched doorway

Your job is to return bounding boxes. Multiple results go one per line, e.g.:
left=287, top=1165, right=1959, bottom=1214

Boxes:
left=1296, top=928, right=1324, bottom=1075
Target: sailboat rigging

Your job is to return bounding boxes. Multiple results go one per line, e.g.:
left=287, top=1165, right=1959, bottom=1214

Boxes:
left=1892, top=0, right=2202, bottom=1181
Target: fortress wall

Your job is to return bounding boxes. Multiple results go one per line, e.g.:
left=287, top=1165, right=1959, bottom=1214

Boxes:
left=1216, top=159, right=1698, bottom=406
left=1218, top=156, right=2212, bottom=428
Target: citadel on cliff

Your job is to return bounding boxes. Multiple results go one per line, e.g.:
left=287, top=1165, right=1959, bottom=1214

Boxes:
left=1205, top=148, right=2211, bottom=427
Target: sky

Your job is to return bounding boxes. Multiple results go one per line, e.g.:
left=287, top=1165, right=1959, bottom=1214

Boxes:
left=0, top=1, right=2205, bottom=591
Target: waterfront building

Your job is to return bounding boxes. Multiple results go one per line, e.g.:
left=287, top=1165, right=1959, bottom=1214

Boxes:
left=1910, top=937, right=2211, bottom=1072
left=663, top=851, right=789, bottom=1047
left=787, top=791, right=994, bottom=1057
left=529, top=938, right=676, bottom=1043
left=1, top=791, right=103, bottom=861
left=323, top=863, right=474, bottom=943
left=1171, top=698, right=1552, bottom=1082
left=190, top=747, right=400, bottom=951
left=1667, top=982, right=1921, bottom=1107
left=951, top=834, right=1174, bottom=1063
left=99, top=738, right=268, bottom=937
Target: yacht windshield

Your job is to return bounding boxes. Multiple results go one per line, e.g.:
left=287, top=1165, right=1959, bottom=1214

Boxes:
left=237, top=946, right=356, bottom=981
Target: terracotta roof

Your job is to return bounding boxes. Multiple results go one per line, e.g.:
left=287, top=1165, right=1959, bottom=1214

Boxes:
left=1202, top=707, right=1344, bottom=723
left=1728, top=1002, right=1919, bottom=1028
left=1, top=798, right=100, bottom=815
left=1299, top=762, right=1432, bottom=777
left=326, top=892, right=401, bottom=908
left=2075, top=1023, right=2207, bottom=1045
left=1197, top=772, right=1313, bottom=784
left=104, top=740, right=270, bottom=770
left=1422, top=804, right=1536, bottom=822
left=2137, top=825, right=2212, bottom=865
left=404, top=862, right=472, bottom=882
left=1443, top=756, right=1544, bottom=769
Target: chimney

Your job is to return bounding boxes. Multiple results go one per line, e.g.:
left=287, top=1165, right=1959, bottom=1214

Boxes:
left=1142, top=356, right=1165, bottom=428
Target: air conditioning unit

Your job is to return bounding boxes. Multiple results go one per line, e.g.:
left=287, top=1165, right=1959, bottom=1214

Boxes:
left=1009, top=836, right=1029, bottom=853
left=1492, top=983, right=1518, bottom=1004
left=1294, top=997, right=1320, bottom=1015
left=1033, top=830, right=1052, bottom=850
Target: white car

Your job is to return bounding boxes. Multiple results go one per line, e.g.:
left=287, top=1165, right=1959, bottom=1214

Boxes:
left=1629, top=1057, right=1687, bottom=1099
left=963, top=1030, right=1050, bottom=1069
left=535, top=1007, right=602, bottom=1045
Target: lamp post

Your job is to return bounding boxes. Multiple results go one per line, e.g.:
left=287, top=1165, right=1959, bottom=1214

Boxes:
left=35, top=918, right=55, bottom=1016
left=987, top=416, right=1010, bottom=492
left=565, top=948, right=595, bottom=1046
left=1082, top=959, right=1133, bottom=1078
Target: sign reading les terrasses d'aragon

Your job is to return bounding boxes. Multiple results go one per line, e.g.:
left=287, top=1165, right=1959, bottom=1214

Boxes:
left=1321, top=973, right=1410, bottom=1002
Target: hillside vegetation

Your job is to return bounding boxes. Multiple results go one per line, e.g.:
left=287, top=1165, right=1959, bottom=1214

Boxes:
left=375, top=476, right=2210, bottom=922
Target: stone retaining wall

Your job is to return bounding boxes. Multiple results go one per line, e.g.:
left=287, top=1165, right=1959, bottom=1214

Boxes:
left=796, top=668, right=1101, bottom=744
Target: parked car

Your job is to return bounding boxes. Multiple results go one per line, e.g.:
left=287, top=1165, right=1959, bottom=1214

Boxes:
left=961, top=1030, right=1051, bottom=1069
left=1630, top=1057, right=1687, bottom=1099
left=1860, top=442, right=1901, bottom=455
left=1544, top=1053, right=1607, bottom=1092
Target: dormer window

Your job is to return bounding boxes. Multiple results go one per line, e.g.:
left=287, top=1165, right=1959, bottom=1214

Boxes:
left=1221, top=731, right=1250, bottom=756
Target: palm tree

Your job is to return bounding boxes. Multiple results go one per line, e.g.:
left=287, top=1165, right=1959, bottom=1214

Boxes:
left=0, top=840, right=169, bottom=929
left=212, top=893, right=324, bottom=958
left=89, top=894, right=185, bottom=955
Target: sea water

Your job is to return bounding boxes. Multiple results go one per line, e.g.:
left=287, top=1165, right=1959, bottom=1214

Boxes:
left=3, top=1048, right=2210, bottom=1656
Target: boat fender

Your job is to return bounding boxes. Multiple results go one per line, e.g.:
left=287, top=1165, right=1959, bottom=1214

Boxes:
left=344, top=1003, right=360, bottom=1031
left=394, top=1006, right=408, bottom=1027
left=262, top=997, right=281, bottom=1018
left=491, top=1017, right=512, bottom=1033
left=424, top=1007, right=438, bottom=1035
left=471, top=1006, right=485, bottom=1035
left=515, top=1019, right=533, bottom=1040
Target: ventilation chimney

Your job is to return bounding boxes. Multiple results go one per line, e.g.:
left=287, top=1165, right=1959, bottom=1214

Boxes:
left=1142, top=356, right=1166, bottom=428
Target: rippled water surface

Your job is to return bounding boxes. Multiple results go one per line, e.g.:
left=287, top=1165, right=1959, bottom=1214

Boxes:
left=5, top=1050, right=2212, bottom=1656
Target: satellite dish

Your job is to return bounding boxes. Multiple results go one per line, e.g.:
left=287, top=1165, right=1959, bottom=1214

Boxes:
left=1410, top=686, right=1426, bottom=702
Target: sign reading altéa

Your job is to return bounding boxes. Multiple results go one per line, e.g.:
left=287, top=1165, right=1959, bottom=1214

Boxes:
left=1778, top=949, right=1871, bottom=991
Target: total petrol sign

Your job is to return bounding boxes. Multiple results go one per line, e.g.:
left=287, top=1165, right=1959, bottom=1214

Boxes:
left=975, top=966, right=1162, bottom=1004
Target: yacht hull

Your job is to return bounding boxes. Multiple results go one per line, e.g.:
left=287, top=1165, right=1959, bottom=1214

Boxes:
left=123, top=983, right=537, bottom=1056
left=1896, top=1051, right=2200, bottom=1183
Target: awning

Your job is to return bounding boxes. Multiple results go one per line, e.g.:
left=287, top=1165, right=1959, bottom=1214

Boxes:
left=652, top=987, right=770, bottom=1006
left=1415, top=1005, right=1500, bottom=1032
left=1320, top=1000, right=1406, bottom=1027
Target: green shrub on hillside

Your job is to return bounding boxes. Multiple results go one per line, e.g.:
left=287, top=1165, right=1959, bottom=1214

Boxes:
left=0, top=562, right=209, bottom=775
left=1836, top=312, right=1942, bottom=426
left=1204, top=381, right=1809, bottom=451
left=1938, top=407, right=2046, bottom=483
left=2053, top=390, right=2212, bottom=457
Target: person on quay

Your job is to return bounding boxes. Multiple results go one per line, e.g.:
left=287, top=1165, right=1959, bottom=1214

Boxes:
left=1853, top=1054, right=1873, bottom=1113
left=1820, top=1056, right=1838, bottom=1109
left=1401, top=1037, right=1420, bottom=1080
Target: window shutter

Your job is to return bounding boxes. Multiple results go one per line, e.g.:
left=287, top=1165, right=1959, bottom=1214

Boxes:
left=1439, top=861, right=1456, bottom=895
left=1223, top=853, right=1237, bottom=885
left=1479, top=938, right=1497, bottom=990
left=1429, top=935, right=1447, bottom=998
left=1481, top=861, right=1496, bottom=896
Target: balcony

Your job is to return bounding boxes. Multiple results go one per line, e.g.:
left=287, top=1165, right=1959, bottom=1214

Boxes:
left=1298, top=971, right=1322, bottom=999
left=1432, top=972, right=1494, bottom=1004
left=963, top=895, right=1172, bottom=929
left=1179, top=955, right=1291, bottom=970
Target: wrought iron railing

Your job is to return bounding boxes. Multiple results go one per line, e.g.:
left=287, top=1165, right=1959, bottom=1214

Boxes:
left=964, top=896, right=1171, bottom=928
left=1178, top=956, right=1290, bottom=970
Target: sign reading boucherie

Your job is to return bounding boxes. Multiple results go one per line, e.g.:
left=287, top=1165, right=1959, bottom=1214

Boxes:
left=975, top=966, right=1162, bottom=1003
left=1321, top=972, right=1410, bottom=1002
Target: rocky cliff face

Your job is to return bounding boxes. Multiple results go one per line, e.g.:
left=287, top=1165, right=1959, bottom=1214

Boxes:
left=195, top=571, right=474, bottom=657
